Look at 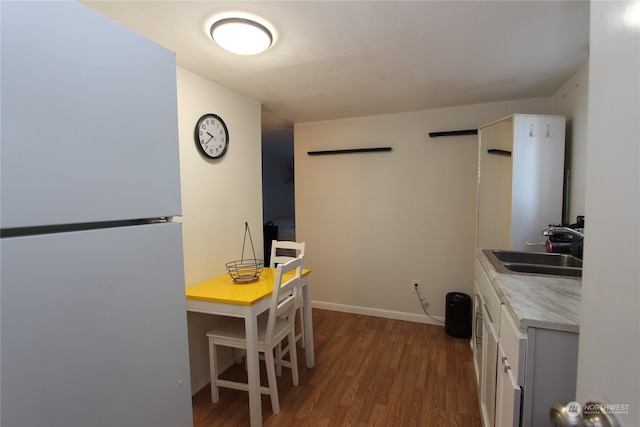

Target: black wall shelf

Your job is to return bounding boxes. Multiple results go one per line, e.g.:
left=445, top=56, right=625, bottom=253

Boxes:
left=428, top=129, right=478, bottom=138
left=307, top=147, right=392, bottom=156
left=487, top=149, right=512, bottom=157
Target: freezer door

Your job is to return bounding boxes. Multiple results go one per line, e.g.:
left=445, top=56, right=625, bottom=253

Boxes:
left=1, top=222, right=193, bottom=427
left=1, top=1, right=181, bottom=229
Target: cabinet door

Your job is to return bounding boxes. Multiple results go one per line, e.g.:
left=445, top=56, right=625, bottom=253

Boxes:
left=499, top=305, right=526, bottom=385
left=472, top=290, right=484, bottom=390
left=496, top=345, right=522, bottom=427
left=510, top=115, right=565, bottom=250
left=477, top=117, right=514, bottom=250
left=482, top=318, right=499, bottom=427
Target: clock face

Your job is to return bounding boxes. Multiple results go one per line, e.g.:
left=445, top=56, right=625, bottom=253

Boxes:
left=195, top=114, right=229, bottom=159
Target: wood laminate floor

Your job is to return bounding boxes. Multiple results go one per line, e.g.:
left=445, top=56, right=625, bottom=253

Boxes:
left=192, top=308, right=482, bottom=427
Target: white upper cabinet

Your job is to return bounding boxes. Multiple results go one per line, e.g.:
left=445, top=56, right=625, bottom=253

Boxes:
left=476, top=114, right=566, bottom=251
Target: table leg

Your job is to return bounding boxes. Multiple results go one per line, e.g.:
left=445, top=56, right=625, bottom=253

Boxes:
left=302, top=278, right=315, bottom=368
left=245, top=312, right=262, bottom=427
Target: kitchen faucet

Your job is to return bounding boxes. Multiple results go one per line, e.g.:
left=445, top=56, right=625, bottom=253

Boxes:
left=542, top=226, right=585, bottom=259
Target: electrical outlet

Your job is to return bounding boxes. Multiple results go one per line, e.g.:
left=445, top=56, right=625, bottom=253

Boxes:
left=412, top=279, right=421, bottom=293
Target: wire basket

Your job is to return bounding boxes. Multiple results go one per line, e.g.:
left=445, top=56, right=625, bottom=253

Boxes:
left=225, top=259, right=264, bottom=284
left=225, top=222, right=264, bottom=284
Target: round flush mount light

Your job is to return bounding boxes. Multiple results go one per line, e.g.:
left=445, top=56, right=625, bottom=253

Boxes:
left=210, top=17, right=273, bottom=55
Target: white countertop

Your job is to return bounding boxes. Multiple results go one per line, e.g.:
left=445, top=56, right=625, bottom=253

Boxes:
left=477, top=249, right=581, bottom=334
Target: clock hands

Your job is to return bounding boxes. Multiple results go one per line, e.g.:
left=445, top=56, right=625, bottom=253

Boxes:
left=202, top=131, right=224, bottom=157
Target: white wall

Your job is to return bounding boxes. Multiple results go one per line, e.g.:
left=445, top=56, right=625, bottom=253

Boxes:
left=577, top=1, right=639, bottom=424
left=294, top=97, right=552, bottom=323
left=175, top=67, right=263, bottom=393
left=552, top=64, right=589, bottom=222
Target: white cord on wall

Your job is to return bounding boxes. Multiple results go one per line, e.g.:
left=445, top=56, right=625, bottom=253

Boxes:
left=414, top=287, right=445, bottom=324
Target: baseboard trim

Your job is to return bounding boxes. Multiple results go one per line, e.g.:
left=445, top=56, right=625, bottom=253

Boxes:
left=311, top=301, right=445, bottom=326
left=191, top=377, right=210, bottom=396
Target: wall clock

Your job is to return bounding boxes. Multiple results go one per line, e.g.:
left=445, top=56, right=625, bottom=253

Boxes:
left=194, top=113, right=229, bottom=159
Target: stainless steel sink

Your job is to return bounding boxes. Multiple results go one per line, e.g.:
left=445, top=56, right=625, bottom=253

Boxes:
left=503, top=263, right=582, bottom=277
left=491, top=250, right=582, bottom=268
left=483, top=249, right=582, bottom=278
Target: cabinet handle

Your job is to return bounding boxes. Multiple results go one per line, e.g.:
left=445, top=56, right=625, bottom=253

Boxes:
left=475, top=308, right=483, bottom=345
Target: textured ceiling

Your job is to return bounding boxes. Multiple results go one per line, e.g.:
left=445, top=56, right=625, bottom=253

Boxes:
left=82, top=1, right=590, bottom=148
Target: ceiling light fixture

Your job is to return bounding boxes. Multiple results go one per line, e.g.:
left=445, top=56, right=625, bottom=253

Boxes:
left=210, top=17, right=273, bottom=55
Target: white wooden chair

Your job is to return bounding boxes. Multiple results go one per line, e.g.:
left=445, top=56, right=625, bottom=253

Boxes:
left=269, top=240, right=306, bottom=348
left=206, top=256, right=303, bottom=415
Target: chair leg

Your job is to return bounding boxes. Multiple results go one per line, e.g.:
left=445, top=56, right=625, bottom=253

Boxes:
left=289, top=331, right=299, bottom=386
left=208, top=338, right=219, bottom=403
left=297, top=305, right=305, bottom=348
left=275, top=342, right=283, bottom=376
left=264, top=349, right=280, bottom=415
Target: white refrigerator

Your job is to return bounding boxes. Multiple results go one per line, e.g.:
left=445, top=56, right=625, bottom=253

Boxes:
left=1, top=2, right=193, bottom=426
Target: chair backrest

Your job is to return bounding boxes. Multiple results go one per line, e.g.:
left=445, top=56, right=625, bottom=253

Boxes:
left=264, top=255, right=304, bottom=347
left=269, top=240, right=306, bottom=268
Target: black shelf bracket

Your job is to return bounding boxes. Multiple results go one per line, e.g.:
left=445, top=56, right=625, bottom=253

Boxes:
left=428, top=129, right=478, bottom=138
left=307, top=147, right=392, bottom=156
left=487, top=149, right=512, bottom=157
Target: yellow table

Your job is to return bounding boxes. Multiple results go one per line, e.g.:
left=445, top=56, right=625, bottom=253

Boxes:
left=185, top=268, right=313, bottom=427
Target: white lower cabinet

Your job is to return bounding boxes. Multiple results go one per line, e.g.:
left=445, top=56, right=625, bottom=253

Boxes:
left=472, top=292, right=483, bottom=391
left=496, top=305, right=579, bottom=427
left=474, top=259, right=502, bottom=427
left=496, top=306, right=526, bottom=427
left=496, top=345, right=521, bottom=427
left=473, top=257, right=579, bottom=427
left=482, top=316, right=499, bottom=427
left=520, top=327, right=579, bottom=427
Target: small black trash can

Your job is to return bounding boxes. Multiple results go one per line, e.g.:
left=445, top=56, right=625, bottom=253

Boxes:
left=263, top=222, right=278, bottom=267
left=445, top=292, right=472, bottom=338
